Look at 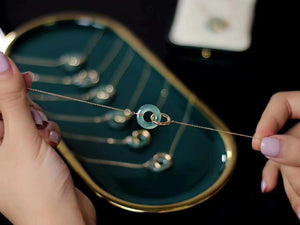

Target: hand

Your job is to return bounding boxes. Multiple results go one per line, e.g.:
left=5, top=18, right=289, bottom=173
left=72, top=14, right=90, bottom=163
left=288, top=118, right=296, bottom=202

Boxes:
left=252, top=91, right=300, bottom=220
left=1, top=71, right=61, bottom=148
left=0, top=52, right=96, bottom=225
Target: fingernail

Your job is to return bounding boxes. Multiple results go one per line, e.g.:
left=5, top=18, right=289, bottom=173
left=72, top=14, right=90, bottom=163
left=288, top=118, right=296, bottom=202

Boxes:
left=31, top=107, right=48, bottom=128
left=296, top=207, right=300, bottom=220
left=36, top=109, right=48, bottom=128
left=44, top=123, right=61, bottom=146
left=261, top=137, right=280, bottom=157
left=30, top=107, right=43, bottom=126
left=261, top=180, right=267, bottom=193
left=37, top=110, right=48, bottom=123
left=22, top=71, right=35, bottom=82
left=49, top=130, right=60, bottom=145
left=0, top=52, right=10, bottom=73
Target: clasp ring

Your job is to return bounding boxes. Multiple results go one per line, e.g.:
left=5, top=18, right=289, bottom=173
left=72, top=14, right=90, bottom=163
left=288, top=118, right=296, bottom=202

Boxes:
left=150, top=113, right=171, bottom=126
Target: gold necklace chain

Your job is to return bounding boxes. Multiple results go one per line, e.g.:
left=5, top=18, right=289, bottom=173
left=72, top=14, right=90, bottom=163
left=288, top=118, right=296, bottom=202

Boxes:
left=28, top=87, right=253, bottom=139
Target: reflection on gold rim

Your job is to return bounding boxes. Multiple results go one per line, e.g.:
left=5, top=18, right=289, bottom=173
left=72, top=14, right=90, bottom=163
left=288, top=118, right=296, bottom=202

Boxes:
left=4, top=12, right=237, bottom=213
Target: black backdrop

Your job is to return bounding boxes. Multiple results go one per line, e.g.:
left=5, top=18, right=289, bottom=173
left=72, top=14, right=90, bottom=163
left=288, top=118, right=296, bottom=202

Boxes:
left=1, top=0, right=300, bottom=224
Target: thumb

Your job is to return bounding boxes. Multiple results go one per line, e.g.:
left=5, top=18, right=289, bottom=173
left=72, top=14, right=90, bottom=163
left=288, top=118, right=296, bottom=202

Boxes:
left=260, top=134, right=300, bottom=167
left=259, top=122, right=300, bottom=167
left=0, top=52, right=40, bottom=147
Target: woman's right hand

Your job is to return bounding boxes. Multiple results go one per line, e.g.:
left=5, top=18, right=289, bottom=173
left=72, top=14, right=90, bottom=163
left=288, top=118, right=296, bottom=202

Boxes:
left=252, top=91, right=300, bottom=219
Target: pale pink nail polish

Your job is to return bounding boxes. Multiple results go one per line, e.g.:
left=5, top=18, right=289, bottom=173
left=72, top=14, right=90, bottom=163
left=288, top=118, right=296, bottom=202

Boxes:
left=22, top=71, right=35, bottom=82
left=261, top=137, right=280, bottom=157
left=297, top=208, right=300, bottom=220
left=0, top=52, right=10, bottom=73
left=37, top=110, right=48, bottom=123
left=49, top=130, right=60, bottom=145
left=30, top=108, right=43, bottom=126
left=261, top=180, right=267, bottom=193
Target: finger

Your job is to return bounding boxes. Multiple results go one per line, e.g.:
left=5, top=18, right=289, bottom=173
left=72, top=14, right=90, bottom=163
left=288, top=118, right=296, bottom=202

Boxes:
left=0, top=119, right=3, bottom=139
left=282, top=171, right=300, bottom=220
left=252, top=91, right=300, bottom=150
left=38, top=121, right=61, bottom=148
left=28, top=99, right=49, bottom=129
left=22, top=71, right=34, bottom=90
left=286, top=122, right=300, bottom=138
left=28, top=99, right=61, bottom=147
left=1, top=98, right=48, bottom=139
left=259, top=123, right=300, bottom=166
left=27, top=97, right=43, bottom=112
left=0, top=53, right=40, bottom=149
left=0, top=101, right=49, bottom=132
left=30, top=106, right=49, bottom=129
left=281, top=165, right=300, bottom=198
left=75, top=188, right=97, bottom=225
left=261, top=160, right=280, bottom=193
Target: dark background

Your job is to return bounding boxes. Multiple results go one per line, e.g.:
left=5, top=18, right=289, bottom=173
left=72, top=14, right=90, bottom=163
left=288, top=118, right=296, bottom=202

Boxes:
left=1, top=0, right=299, bottom=224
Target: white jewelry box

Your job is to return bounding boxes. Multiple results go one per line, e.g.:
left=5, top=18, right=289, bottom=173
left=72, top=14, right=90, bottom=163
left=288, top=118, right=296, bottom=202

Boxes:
left=169, top=0, right=257, bottom=52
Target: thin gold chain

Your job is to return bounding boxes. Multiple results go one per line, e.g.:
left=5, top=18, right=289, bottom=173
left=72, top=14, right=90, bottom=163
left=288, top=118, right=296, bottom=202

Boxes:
left=76, top=154, right=147, bottom=169
left=28, top=88, right=134, bottom=115
left=170, top=120, right=253, bottom=138
left=28, top=88, right=253, bottom=139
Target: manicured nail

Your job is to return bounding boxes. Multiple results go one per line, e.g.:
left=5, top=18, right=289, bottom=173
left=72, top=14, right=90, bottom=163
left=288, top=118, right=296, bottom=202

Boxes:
left=0, top=52, right=10, bottom=73
left=30, top=108, right=43, bottom=126
left=44, top=123, right=61, bottom=146
left=37, top=110, right=48, bottom=123
left=261, top=180, right=267, bottom=193
left=30, top=107, right=48, bottom=128
left=296, top=207, right=300, bottom=220
left=22, top=71, right=35, bottom=82
left=261, top=137, right=280, bottom=157
left=49, top=130, right=60, bottom=145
